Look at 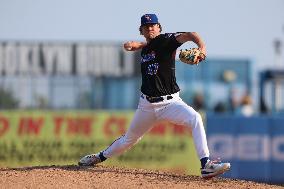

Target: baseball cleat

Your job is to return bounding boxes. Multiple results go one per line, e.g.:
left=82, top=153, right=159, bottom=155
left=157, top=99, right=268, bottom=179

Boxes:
left=78, top=153, right=102, bottom=166
left=201, top=159, right=231, bottom=179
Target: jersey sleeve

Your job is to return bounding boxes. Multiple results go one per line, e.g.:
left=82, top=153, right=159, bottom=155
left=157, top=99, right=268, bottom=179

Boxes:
left=161, top=33, right=183, bottom=53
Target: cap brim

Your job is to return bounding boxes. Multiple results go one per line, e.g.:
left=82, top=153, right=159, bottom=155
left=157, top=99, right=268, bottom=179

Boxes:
left=140, top=22, right=159, bottom=26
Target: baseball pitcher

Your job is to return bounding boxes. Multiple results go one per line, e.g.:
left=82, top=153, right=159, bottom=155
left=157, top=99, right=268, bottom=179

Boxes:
left=78, top=14, right=230, bottom=179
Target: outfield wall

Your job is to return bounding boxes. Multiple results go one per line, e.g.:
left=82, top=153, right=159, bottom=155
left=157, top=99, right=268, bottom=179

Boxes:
left=207, top=115, right=284, bottom=184
left=0, top=111, right=200, bottom=175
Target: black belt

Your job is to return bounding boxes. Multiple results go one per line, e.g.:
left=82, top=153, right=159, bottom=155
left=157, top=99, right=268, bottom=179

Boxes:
left=141, top=94, right=173, bottom=103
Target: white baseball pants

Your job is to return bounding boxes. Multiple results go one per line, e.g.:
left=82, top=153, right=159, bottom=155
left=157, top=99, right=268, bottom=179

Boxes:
left=102, top=92, right=210, bottom=159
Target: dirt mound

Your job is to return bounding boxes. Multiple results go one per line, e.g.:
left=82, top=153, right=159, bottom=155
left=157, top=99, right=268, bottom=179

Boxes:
left=0, top=165, right=282, bottom=189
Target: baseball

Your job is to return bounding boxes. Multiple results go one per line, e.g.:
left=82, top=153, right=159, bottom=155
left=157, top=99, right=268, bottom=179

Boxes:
left=124, top=42, right=132, bottom=51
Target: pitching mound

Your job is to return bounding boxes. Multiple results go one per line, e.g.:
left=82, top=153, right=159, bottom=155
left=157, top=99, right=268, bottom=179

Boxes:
left=0, top=165, right=282, bottom=189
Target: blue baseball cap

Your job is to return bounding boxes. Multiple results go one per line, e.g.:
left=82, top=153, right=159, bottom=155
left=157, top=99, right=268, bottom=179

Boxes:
left=140, top=14, right=159, bottom=26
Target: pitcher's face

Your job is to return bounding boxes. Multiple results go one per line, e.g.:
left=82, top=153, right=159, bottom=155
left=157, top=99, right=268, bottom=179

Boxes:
left=141, top=24, right=161, bottom=40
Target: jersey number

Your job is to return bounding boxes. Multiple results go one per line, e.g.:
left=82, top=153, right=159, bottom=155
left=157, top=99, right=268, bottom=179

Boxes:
left=146, top=63, right=159, bottom=75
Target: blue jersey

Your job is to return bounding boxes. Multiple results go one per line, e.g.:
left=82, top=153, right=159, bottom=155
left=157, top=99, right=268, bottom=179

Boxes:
left=140, top=33, right=182, bottom=97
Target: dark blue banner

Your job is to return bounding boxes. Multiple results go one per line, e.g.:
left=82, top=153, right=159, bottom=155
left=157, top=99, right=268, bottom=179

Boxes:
left=207, top=115, right=284, bottom=184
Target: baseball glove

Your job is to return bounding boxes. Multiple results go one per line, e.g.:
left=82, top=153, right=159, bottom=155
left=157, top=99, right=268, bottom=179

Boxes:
left=179, top=48, right=206, bottom=65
